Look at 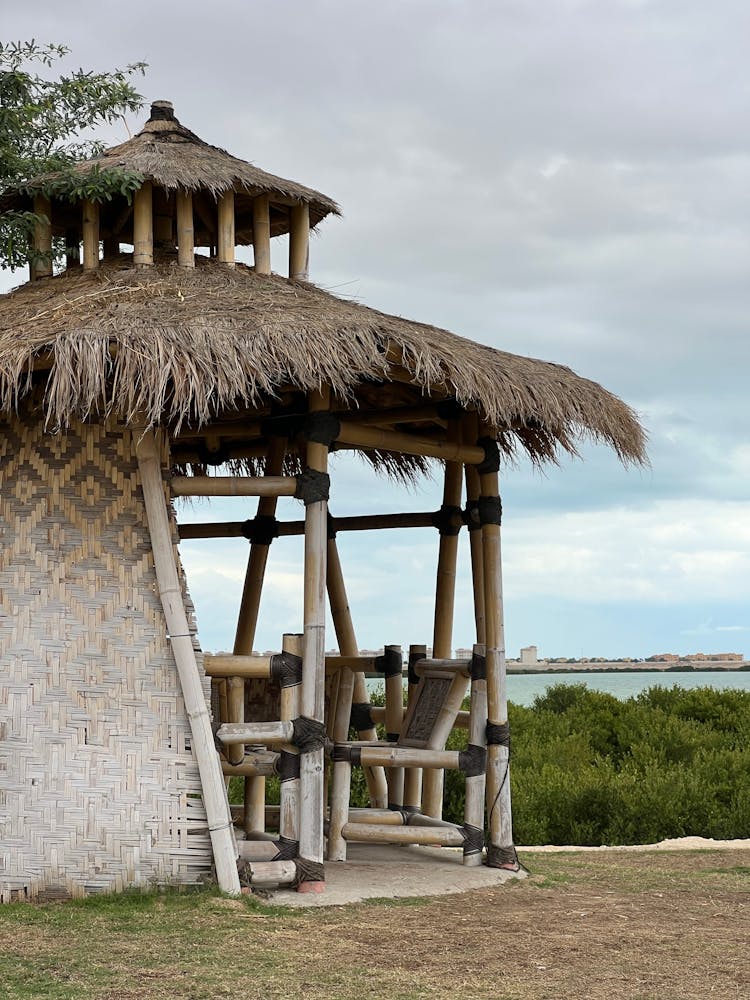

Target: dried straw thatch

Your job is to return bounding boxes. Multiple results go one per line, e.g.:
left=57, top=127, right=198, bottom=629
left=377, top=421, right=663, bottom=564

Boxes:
left=0, top=257, right=645, bottom=467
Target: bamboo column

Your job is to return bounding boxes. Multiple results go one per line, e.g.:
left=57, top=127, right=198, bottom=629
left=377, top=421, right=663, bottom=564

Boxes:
left=81, top=200, right=99, bottom=271
left=422, top=423, right=464, bottom=818
left=382, top=645, right=405, bottom=810
left=278, top=633, right=302, bottom=855
left=478, top=432, right=516, bottom=869
left=133, top=182, right=154, bottom=266
left=176, top=189, right=195, bottom=268
left=31, top=194, right=53, bottom=279
left=289, top=202, right=310, bottom=280
left=217, top=190, right=235, bottom=267
left=253, top=194, right=271, bottom=275
left=233, top=438, right=286, bottom=830
left=464, top=414, right=486, bottom=644
left=463, top=643, right=487, bottom=866
left=402, top=644, right=426, bottom=811
left=297, top=387, right=330, bottom=891
left=135, top=427, right=240, bottom=895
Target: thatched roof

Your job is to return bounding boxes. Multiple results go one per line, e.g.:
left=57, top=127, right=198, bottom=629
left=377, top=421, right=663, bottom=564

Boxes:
left=0, top=258, right=645, bottom=467
left=2, top=101, right=340, bottom=240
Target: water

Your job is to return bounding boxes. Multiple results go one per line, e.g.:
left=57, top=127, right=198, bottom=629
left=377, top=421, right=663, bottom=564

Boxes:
left=367, top=670, right=750, bottom=707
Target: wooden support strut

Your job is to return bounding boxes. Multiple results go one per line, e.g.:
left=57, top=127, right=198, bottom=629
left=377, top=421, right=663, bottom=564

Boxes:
left=135, top=427, right=240, bottom=896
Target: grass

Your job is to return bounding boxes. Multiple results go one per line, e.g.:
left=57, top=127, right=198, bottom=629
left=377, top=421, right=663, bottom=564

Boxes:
left=1, top=849, right=748, bottom=999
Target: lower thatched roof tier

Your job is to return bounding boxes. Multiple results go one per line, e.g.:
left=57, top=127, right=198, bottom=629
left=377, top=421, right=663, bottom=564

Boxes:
left=0, top=259, right=645, bottom=466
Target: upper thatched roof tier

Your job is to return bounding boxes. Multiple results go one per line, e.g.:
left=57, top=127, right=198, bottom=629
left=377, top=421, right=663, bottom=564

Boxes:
left=0, top=258, right=645, bottom=467
left=3, top=101, right=340, bottom=238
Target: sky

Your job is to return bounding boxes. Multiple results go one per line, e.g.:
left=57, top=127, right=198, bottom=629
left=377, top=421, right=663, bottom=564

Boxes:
left=2, top=0, right=748, bottom=659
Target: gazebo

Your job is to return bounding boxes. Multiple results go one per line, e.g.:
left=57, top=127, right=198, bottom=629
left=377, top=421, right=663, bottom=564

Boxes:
left=0, top=101, right=645, bottom=900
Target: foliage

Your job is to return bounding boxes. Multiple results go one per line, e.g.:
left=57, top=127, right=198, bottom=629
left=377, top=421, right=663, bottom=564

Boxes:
left=0, top=40, right=145, bottom=270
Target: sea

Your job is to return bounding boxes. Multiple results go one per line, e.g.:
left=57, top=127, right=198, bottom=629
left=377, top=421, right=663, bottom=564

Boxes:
left=366, top=670, right=750, bottom=708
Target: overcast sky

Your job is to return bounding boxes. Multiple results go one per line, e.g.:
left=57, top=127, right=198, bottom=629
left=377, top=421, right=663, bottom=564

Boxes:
left=2, top=0, right=748, bottom=658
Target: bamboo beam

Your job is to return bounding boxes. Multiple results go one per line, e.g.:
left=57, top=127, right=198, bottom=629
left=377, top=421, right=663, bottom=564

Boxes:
left=218, top=720, right=294, bottom=745
left=217, top=190, right=235, bottom=267
left=135, top=427, right=240, bottom=895
left=354, top=746, right=461, bottom=770
left=340, top=823, right=464, bottom=848
left=240, top=860, right=297, bottom=886
left=81, top=200, right=99, bottom=271
left=176, top=189, right=195, bottom=268
left=222, top=752, right=278, bottom=777
left=178, top=510, right=442, bottom=540
left=288, top=202, right=310, bottom=280
left=336, top=421, right=486, bottom=464
left=31, top=194, right=53, bottom=279
left=479, top=438, right=516, bottom=869
left=204, top=654, right=274, bottom=678
left=133, top=182, right=154, bottom=266
left=171, top=476, right=297, bottom=498
left=336, top=404, right=447, bottom=427
left=252, top=194, right=271, bottom=274
left=298, top=387, right=330, bottom=891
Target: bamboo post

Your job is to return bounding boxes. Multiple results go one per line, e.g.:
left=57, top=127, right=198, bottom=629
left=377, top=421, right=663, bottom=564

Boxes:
left=154, top=188, right=173, bottom=247
left=422, top=423, right=463, bottom=818
left=31, top=194, right=53, bottom=279
left=278, top=633, right=302, bottom=854
left=81, top=200, right=99, bottom=271
left=478, top=433, right=516, bottom=869
left=217, top=190, right=235, bottom=267
left=233, top=438, right=286, bottom=831
left=382, top=645, right=405, bottom=810
left=289, top=202, right=310, bottom=280
left=135, top=427, right=240, bottom=895
left=133, top=182, right=154, bottom=266
left=252, top=194, right=271, bottom=275
left=176, top=189, right=195, bottom=268
left=297, top=387, right=330, bottom=892
left=403, top=644, right=426, bottom=811
left=463, top=644, right=488, bottom=866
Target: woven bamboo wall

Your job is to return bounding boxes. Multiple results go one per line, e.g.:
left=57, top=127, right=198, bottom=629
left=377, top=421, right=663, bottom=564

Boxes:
left=0, top=405, right=214, bottom=901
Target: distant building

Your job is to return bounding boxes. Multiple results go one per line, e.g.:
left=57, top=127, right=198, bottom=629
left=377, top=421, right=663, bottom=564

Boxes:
left=520, top=645, right=539, bottom=666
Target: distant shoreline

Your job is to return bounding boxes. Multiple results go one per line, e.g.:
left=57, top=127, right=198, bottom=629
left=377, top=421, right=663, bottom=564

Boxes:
left=506, top=663, right=750, bottom=675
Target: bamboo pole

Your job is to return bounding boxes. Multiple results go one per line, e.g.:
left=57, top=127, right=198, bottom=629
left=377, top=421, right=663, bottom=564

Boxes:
left=356, top=747, right=461, bottom=770
left=348, top=808, right=405, bottom=826
left=298, top=387, right=330, bottom=891
left=176, top=189, right=195, bottom=268
left=81, top=200, right=99, bottom=271
left=218, top=720, right=293, bottom=745
left=222, top=752, right=278, bottom=777
left=240, top=860, right=297, bottom=886
left=340, top=823, right=464, bottom=848
left=289, top=202, right=310, bottom=280
left=465, top=465, right=486, bottom=644
left=135, top=427, right=239, bottom=895
left=133, top=182, right=154, bottom=266
left=217, top=190, right=235, bottom=267
left=204, top=654, right=274, bottom=678
left=171, top=476, right=297, bottom=498
left=463, top=643, right=488, bottom=867
left=383, top=645, right=405, bottom=810
left=479, top=443, right=516, bottom=869
left=178, top=510, right=441, bottom=540
left=278, top=633, right=302, bottom=854
left=403, top=644, right=425, bottom=811
left=423, top=425, right=463, bottom=818
left=252, top=194, right=271, bottom=274
left=226, top=675, right=245, bottom=768
left=31, top=194, right=53, bottom=279
left=336, top=422, right=486, bottom=465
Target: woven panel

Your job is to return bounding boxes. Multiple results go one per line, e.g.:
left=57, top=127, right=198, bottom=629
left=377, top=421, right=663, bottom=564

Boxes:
left=0, top=405, right=213, bottom=901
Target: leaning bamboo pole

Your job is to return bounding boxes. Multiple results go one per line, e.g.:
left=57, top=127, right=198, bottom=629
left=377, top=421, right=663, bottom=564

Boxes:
left=135, top=427, right=240, bottom=895
left=422, top=424, right=464, bottom=818
left=298, top=387, right=330, bottom=891
left=478, top=436, right=516, bottom=869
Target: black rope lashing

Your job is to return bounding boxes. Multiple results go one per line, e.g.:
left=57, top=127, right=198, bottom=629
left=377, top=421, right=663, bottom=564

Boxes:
left=486, top=721, right=511, bottom=748
left=350, top=702, right=374, bottom=732
left=294, top=858, right=325, bottom=885
left=240, top=514, right=280, bottom=545
left=386, top=732, right=399, bottom=743
left=463, top=499, right=481, bottom=532
left=275, top=749, right=300, bottom=782
left=270, top=650, right=303, bottom=688
left=332, top=744, right=362, bottom=766
left=430, top=503, right=463, bottom=536
left=486, top=844, right=519, bottom=870
left=292, top=716, right=327, bottom=754
left=304, top=412, right=341, bottom=446
left=458, top=744, right=487, bottom=777
left=407, top=648, right=424, bottom=687
left=477, top=495, right=503, bottom=526
left=272, top=835, right=299, bottom=861
left=461, top=823, right=485, bottom=857
left=470, top=649, right=486, bottom=681
left=476, top=437, right=501, bottom=474
left=375, top=647, right=402, bottom=678
left=327, top=512, right=338, bottom=540
left=294, top=468, right=330, bottom=505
